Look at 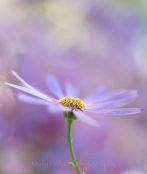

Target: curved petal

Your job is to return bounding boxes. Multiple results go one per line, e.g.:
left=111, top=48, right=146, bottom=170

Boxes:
left=87, top=90, right=139, bottom=107
left=11, top=70, right=34, bottom=90
left=17, top=93, right=50, bottom=105
left=83, top=87, right=106, bottom=104
left=4, top=83, right=54, bottom=103
left=85, top=108, right=143, bottom=115
left=47, top=103, right=66, bottom=113
left=46, top=75, right=64, bottom=99
left=65, top=82, right=78, bottom=97
left=73, top=111, right=99, bottom=127
left=87, top=91, right=139, bottom=109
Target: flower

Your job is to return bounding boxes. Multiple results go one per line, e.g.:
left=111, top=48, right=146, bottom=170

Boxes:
left=4, top=70, right=143, bottom=127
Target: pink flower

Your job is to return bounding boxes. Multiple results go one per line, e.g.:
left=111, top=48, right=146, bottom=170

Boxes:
left=5, top=70, right=143, bottom=127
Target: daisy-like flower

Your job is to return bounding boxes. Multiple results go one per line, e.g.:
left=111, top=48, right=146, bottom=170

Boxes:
left=4, top=70, right=143, bottom=127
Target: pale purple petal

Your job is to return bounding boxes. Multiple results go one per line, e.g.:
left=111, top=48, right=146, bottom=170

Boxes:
left=4, top=83, right=54, bottom=103
left=87, top=90, right=139, bottom=107
left=11, top=70, right=54, bottom=101
left=87, top=91, right=139, bottom=109
left=11, top=70, right=34, bottom=90
left=73, top=111, right=99, bottom=127
left=17, top=93, right=50, bottom=105
left=65, top=82, right=78, bottom=97
left=99, top=90, right=138, bottom=101
left=83, top=87, right=106, bottom=104
left=85, top=108, right=143, bottom=115
left=46, top=75, right=64, bottom=99
left=47, top=103, right=66, bottom=113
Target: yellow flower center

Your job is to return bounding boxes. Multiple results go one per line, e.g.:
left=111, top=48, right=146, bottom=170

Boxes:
left=59, top=97, right=86, bottom=111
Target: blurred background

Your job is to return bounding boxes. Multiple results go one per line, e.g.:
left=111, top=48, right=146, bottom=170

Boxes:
left=0, top=0, right=147, bottom=173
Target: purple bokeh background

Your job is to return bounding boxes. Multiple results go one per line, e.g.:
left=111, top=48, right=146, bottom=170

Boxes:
left=0, top=0, right=147, bottom=174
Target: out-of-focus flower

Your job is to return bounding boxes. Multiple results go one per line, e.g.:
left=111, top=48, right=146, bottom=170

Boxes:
left=5, top=70, right=143, bottom=127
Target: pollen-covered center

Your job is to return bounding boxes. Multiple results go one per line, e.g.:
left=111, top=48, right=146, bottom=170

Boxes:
left=59, top=97, right=86, bottom=111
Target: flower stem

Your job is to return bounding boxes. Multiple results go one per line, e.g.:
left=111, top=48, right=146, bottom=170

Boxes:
left=66, top=119, right=81, bottom=174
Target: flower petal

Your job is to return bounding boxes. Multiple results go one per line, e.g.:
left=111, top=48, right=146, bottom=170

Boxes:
left=65, top=82, right=78, bottom=97
left=87, top=90, right=139, bottom=107
left=4, top=83, right=54, bottom=103
left=46, top=75, right=64, bottom=99
left=17, top=93, right=50, bottom=105
left=83, top=87, right=106, bottom=104
left=47, top=103, right=66, bottom=113
left=73, top=111, right=99, bottom=127
left=85, top=108, right=143, bottom=115
left=11, top=70, right=34, bottom=90
left=87, top=90, right=139, bottom=109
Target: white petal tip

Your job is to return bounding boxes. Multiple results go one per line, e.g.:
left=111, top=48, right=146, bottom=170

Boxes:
left=87, top=121, right=100, bottom=128
left=11, top=70, right=17, bottom=76
left=92, top=122, right=100, bottom=128
left=4, top=82, right=11, bottom=86
left=77, top=118, right=100, bottom=127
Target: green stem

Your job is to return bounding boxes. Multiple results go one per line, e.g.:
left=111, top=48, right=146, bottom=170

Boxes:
left=66, top=119, right=81, bottom=174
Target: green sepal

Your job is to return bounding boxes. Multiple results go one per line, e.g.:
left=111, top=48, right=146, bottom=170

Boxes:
left=62, top=111, right=77, bottom=120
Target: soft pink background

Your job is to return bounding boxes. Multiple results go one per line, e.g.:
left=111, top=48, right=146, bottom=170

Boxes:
left=0, top=0, right=147, bottom=174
